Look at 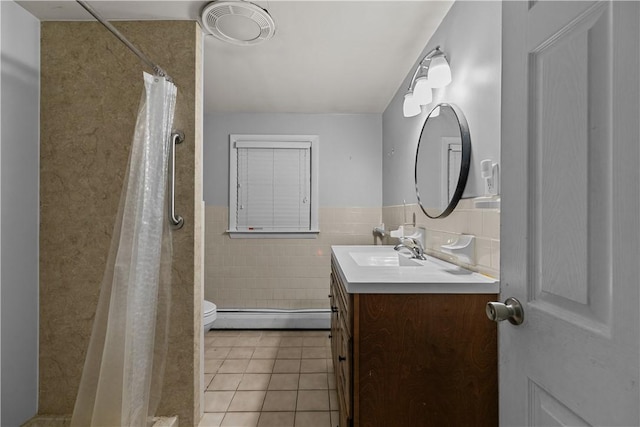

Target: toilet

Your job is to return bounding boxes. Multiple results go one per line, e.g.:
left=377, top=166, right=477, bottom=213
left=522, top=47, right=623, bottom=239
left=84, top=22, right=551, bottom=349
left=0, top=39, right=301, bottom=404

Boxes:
left=203, top=300, right=217, bottom=331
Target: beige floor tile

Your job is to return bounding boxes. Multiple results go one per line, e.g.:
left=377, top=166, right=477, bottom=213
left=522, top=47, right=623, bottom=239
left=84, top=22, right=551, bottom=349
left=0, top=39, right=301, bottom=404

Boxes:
left=326, top=359, right=334, bottom=374
left=327, top=373, right=336, bottom=390
left=207, top=330, right=240, bottom=337
left=252, top=347, right=278, bottom=359
left=238, top=374, right=271, bottom=391
left=206, top=347, right=232, bottom=359
left=257, top=412, right=295, bottom=427
left=199, top=412, right=225, bottom=427
left=234, top=336, right=261, bottom=347
left=329, top=390, right=339, bottom=411
left=262, top=390, right=298, bottom=411
left=208, top=374, right=243, bottom=391
left=204, top=359, right=224, bottom=374
left=299, top=373, right=328, bottom=390
left=218, top=359, right=250, bottom=374
left=301, top=330, right=331, bottom=337
left=279, top=337, right=303, bottom=347
left=294, top=411, right=331, bottom=427
left=261, top=330, right=288, bottom=337
left=210, top=337, right=237, bottom=347
left=204, top=374, right=214, bottom=390
left=257, top=337, right=281, bottom=347
left=303, top=337, right=329, bottom=347
left=273, top=359, right=301, bottom=373
left=235, top=331, right=263, bottom=337
left=301, top=347, right=329, bottom=359
left=228, top=347, right=255, bottom=359
left=300, top=359, right=327, bottom=373
left=221, top=412, right=260, bottom=427
left=246, top=359, right=275, bottom=373
left=277, top=347, right=302, bottom=359
left=268, top=373, right=299, bottom=390
left=278, top=330, right=308, bottom=336
left=228, top=391, right=266, bottom=412
left=204, top=330, right=336, bottom=427
left=204, top=391, right=234, bottom=412
left=266, top=330, right=302, bottom=336
left=330, top=411, right=339, bottom=427
left=296, top=390, right=330, bottom=411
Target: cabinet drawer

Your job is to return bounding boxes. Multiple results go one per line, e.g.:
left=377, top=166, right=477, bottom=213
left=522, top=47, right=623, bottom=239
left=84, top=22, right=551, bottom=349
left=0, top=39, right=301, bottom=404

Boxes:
left=337, top=314, right=352, bottom=419
left=331, top=257, right=352, bottom=335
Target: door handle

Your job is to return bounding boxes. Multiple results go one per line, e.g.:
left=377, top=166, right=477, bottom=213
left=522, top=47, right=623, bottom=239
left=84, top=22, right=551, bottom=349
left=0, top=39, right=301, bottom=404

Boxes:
left=486, top=297, right=524, bottom=325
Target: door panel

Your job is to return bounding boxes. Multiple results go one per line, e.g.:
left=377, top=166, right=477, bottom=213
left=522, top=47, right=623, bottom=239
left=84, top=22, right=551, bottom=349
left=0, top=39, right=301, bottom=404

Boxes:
left=529, top=2, right=612, bottom=332
left=528, top=380, right=589, bottom=427
left=501, top=1, right=640, bottom=425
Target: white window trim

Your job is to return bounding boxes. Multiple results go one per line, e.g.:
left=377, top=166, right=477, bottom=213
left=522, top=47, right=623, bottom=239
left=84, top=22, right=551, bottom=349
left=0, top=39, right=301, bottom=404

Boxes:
left=228, top=134, right=320, bottom=239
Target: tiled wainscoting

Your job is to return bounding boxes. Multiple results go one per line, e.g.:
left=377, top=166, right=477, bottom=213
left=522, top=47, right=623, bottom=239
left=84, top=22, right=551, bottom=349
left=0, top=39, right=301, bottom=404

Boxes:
left=205, top=201, right=499, bottom=311
left=382, top=201, right=500, bottom=278
left=200, top=330, right=335, bottom=427
left=204, top=206, right=381, bottom=309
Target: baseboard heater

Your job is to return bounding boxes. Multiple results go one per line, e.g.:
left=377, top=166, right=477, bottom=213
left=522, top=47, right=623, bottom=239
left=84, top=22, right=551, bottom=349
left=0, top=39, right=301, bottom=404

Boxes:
left=212, top=308, right=331, bottom=330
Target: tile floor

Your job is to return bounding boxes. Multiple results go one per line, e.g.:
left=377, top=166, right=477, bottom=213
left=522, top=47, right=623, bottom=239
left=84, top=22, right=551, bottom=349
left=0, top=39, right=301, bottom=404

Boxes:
left=199, top=330, right=338, bottom=427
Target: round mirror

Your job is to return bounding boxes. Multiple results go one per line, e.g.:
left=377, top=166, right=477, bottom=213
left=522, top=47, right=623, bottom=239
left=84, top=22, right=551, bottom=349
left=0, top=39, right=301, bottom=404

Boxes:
left=415, top=103, right=471, bottom=219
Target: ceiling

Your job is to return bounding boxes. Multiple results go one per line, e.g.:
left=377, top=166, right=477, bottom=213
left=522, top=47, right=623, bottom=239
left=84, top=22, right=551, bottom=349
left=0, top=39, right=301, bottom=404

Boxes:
left=17, top=0, right=453, bottom=114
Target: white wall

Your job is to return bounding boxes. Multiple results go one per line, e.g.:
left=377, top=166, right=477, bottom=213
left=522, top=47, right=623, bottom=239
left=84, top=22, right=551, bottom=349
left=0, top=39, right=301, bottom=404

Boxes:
left=1, top=4, right=3, bottom=423
left=382, top=1, right=502, bottom=206
left=204, top=113, right=382, bottom=208
left=1, top=1, right=40, bottom=425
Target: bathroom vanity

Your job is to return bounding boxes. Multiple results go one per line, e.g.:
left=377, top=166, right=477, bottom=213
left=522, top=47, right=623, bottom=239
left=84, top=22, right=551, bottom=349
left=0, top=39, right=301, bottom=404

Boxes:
left=329, top=246, right=499, bottom=427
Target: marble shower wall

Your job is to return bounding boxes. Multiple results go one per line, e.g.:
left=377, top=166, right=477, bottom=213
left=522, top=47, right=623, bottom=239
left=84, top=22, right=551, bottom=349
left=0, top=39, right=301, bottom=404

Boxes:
left=40, top=22, right=202, bottom=426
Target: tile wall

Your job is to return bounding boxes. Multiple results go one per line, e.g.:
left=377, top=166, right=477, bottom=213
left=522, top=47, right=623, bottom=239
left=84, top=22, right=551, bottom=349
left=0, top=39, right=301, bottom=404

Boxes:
left=205, top=206, right=382, bottom=309
left=382, top=200, right=500, bottom=278
left=205, top=201, right=499, bottom=310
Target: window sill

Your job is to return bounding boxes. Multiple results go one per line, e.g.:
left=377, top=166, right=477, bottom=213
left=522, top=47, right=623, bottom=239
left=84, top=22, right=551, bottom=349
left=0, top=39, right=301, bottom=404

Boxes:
left=227, top=230, right=320, bottom=239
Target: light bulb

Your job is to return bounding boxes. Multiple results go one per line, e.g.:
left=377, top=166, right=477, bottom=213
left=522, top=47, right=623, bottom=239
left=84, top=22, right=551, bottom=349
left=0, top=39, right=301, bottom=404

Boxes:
left=403, top=93, right=421, bottom=117
left=427, top=55, right=452, bottom=87
left=413, top=77, right=433, bottom=105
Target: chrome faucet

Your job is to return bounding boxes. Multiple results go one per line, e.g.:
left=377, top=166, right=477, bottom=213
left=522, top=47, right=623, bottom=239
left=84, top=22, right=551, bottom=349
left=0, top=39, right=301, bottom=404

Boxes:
left=394, top=237, right=427, bottom=260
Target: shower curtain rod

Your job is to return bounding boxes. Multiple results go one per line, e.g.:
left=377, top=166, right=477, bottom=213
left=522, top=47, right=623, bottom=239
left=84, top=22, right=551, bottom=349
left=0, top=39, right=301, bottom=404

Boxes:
left=75, top=1, right=172, bottom=82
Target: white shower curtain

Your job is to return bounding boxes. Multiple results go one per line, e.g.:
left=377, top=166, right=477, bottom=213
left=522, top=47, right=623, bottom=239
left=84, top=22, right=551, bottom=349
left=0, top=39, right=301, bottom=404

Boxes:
left=71, top=73, right=177, bottom=427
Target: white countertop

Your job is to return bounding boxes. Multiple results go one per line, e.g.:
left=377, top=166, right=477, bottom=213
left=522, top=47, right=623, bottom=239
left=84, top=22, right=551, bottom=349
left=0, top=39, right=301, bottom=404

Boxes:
left=331, top=245, right=499, bottom=294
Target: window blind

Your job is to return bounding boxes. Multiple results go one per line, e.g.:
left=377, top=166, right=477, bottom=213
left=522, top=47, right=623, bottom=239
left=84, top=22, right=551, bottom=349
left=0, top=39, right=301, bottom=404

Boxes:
left=236, top=146, right=312, bottom=231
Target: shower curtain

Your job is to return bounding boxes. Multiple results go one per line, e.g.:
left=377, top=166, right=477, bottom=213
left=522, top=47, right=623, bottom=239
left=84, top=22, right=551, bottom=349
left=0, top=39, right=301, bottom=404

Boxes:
left=71, top=73, right=177, bottom=427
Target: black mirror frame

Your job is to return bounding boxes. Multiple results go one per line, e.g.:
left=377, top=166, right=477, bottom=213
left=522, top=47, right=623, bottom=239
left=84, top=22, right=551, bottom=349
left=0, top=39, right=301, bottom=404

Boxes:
left=414, top=103, right=471, bottom=219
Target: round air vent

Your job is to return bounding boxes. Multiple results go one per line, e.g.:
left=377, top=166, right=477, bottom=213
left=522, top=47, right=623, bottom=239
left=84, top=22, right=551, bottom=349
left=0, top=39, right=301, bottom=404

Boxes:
left=201, top=1, right=276, bottom=46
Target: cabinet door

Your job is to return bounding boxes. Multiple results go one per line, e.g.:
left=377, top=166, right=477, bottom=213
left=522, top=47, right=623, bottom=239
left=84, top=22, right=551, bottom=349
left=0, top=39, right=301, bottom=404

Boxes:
left=356, top=293, right=497, bottom=426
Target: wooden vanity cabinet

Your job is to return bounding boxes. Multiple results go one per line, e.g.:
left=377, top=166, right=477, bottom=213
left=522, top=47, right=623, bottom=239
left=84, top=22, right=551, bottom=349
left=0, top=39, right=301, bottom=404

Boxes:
left=330, top=255, right=498, bottom=427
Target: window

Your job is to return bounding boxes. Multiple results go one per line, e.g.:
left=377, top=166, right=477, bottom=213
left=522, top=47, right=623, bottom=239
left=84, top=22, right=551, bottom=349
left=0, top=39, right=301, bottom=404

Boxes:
left=228, top=134, right=319, bottom=238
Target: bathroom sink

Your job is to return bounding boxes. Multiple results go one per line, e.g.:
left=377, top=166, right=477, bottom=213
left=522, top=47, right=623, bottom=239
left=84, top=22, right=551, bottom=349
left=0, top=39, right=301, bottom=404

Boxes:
left=349, top=251, right=421, bottom=267
left=332, top=245, right=499, bottom=294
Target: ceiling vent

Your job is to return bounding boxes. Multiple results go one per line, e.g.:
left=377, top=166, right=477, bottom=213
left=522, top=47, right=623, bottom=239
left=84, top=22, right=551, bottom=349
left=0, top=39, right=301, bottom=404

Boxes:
left=201, top=1, right=276, bottom=46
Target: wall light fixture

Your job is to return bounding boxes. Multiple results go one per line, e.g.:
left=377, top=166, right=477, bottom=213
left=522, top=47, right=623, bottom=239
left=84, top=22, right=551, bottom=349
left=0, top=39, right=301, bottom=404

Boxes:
left=402, top=47, right=451, bottom=117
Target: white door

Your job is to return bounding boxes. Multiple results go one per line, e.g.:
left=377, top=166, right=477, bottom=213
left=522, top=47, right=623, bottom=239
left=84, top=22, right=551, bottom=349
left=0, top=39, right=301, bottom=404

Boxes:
left=500, top=1, right=640, bottom=425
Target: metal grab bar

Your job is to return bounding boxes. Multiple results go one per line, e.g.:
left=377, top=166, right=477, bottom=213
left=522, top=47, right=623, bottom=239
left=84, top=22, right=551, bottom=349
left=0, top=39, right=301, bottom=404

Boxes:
left=170, top=130, right=184, bottom=229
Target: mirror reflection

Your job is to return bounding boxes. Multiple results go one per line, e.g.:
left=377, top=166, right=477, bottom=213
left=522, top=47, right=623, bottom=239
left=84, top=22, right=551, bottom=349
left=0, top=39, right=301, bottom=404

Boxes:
left=415, top=103, right=471, bottom=219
